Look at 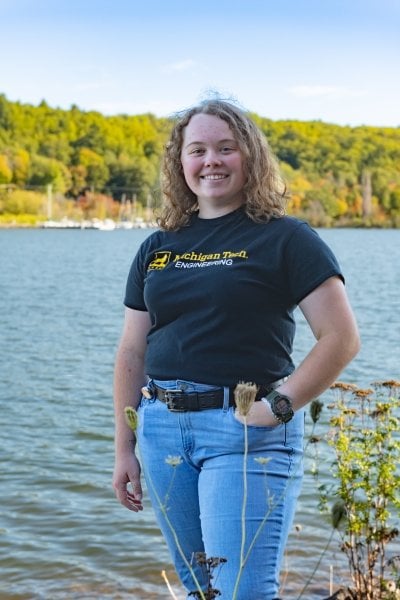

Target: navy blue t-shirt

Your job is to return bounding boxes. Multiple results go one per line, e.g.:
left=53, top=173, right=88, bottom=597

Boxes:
left=124, top=209, right=343, bottom=387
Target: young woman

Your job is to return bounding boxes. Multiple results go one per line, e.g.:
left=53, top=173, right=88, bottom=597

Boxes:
left=113, top=99, right=360, bottom=599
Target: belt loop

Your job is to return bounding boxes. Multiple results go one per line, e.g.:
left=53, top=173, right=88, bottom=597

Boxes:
left=222, top=386, right=230, bottom=412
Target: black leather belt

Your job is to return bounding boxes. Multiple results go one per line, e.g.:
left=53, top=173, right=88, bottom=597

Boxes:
left=151, top=381, right=284, bottom=412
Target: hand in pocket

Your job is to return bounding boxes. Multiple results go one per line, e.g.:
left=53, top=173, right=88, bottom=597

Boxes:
left=234, top=400, right=280, bottom=427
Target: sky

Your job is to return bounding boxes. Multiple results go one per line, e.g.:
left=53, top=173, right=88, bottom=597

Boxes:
left=1, top=0, right=399, bottom=127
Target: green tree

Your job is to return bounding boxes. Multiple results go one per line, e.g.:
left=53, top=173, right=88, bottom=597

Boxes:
left=1, top=189, right=45, bottom=215
left=11, top=149, right=30, bottom=185
left=0, top=154, right=12, bottom=183
left=74, top=147, right=109, bottom=190
left=28, top=155, right=71, bottom=192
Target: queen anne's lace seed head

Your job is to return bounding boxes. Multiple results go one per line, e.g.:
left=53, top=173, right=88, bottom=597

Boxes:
left=234, top=382, right=258, bottom=416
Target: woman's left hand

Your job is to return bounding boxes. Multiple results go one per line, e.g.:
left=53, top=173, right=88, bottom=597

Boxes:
left=234, top=399, right=280, bottom=427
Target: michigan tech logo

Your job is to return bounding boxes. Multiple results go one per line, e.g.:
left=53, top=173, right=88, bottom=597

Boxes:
left=148, top=251, right=172, bottom=270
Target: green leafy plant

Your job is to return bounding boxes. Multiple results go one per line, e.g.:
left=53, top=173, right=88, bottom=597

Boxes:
left=308, top=381, right=400, bottom=599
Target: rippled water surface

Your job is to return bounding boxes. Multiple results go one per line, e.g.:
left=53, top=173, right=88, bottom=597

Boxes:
left=0, top=228, right=399, bottom=599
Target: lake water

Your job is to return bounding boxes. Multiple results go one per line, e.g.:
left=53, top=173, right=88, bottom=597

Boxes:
left=0, top=227, right=399, bottom=600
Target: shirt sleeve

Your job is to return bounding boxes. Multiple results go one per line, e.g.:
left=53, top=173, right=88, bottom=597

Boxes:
left=123, top=240, right=150, bottom=311
left=284, top=222, right=344, bottom=305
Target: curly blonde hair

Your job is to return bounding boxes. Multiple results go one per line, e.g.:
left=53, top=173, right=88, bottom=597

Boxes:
left=158, top=99, right=287, bottom=231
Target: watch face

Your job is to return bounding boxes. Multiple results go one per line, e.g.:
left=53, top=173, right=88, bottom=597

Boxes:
left=275, top=396, right=292, bottom=415
left=270, top=393, right=294, bottom=423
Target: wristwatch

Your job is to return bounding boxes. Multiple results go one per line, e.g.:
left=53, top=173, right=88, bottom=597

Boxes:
left=262, top=390, right=294, bottom=424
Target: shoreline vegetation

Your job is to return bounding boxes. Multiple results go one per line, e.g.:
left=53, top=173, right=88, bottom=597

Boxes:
left=1, top=93, right=399, bottom=229
left=0, top=209, right=399, bottom=229
left=1, top=216, right=400, bottom=230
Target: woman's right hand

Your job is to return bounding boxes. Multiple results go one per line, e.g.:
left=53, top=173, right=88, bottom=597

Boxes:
left=113, top=452, right=143, bottom=512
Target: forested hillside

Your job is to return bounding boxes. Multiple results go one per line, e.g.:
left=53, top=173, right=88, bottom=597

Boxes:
left=0, top=94, right=399, bottom=226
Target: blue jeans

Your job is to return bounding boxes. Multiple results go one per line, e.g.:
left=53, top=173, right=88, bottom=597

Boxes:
left=137, top=379, right=304, bottom=600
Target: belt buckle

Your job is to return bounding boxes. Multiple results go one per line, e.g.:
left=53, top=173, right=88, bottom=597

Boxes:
left=164, top=389, right=187, bottom=412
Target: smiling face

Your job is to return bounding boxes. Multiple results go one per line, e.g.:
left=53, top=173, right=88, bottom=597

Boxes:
left=180, top=113, right=247, bottom=218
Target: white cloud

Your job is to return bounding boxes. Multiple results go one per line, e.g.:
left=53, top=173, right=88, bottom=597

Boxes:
left=288, top=85, right=366, bottom=99
left=161, top=59, right=196, bottom=74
